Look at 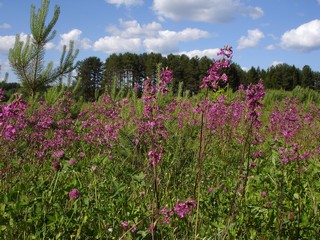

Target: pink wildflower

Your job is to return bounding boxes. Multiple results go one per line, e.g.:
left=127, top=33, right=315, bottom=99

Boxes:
left=69, top=188, right=80, bottom=200
left=52, top=150, right=65, bottom=159
left=52, top=160, right=61, bottom=171
left=121, top=220, right=129, bottom=230
left=174, top=199, right=196, bottom=218
left=68, top=158, right=77, bottom=165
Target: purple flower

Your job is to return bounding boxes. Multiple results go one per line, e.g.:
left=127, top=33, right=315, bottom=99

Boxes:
left=200, top=45, right=233, bottom=89
left=121, top=220, right=129, bottom=230
left=174, top=199, right=196, bottom=218
left=52, top=160, right=61, bottom=171
left=261, top=191, right=267, bottom=198
left=158, top=68, right=173, bottom=94
left=52, top=150, right=65, bottom=159
left=69, top=188, right=80, bottom=200
left=68, top=158, right=77, bottom=165
left=249, top=162, right=258, bottom=169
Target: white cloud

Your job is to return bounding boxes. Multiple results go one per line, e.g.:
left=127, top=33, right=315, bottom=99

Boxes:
left=95, top=19, right=209, bottom=55
left=265, top=44, right=276, bottom=50
left=178, top=48, right=220, bottom=59
left=237, top=29, right=264, bottom=50
left=176, top=28, right=209, bottom=41
left=240, top=6, right=264, bottom=19
left=280, top=19, right=320, bottom=52
left=93, top=36, right=142, bottom=53
left=144, top=37, right=178, bottom=54
left=144, top=28, right=209, bottom=54
left=44, top=42, right=55, bottom=50
left=0, top=23, right=11, bottom=29
left=0, top=33, right=28, bottom=55
left=106, top=19, right=162, bottom=38
left=152, top=0, right=263, bottom=23
left=0, top=35, right=16, bottom=55
left=105, top=0, right=143, bottom=7
left=59, top=29, right=92, bottom=50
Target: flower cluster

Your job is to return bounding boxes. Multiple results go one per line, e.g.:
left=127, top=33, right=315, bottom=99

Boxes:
left=174, top=199, right=196, bottom=218
left=245, top=80, right=266, bottom=126
left=159, top=199, right=196, bottom=225
left=201, top=45, right=233, bottom=89
left=69, top=188, right=80, bottom=200
left=158, top=68, right=173, bottom=94
left=270, top=98, right=301, bottom=143
left=136, top=68, right=173, bottom=165
left=0, top=94, right=28, bottom=141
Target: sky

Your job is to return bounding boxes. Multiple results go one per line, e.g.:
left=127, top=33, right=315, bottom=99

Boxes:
left=0, top=0, right=320, bottom=83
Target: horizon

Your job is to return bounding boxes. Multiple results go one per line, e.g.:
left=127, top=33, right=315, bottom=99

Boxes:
left=1, top=0, right=320, bottom=83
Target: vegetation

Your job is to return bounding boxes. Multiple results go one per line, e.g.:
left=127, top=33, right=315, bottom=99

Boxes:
left=8, top=0, right=78, bottom=98
left=1, top=46, right=320, bottom=239
left=1, top=1, right=320, bottom=239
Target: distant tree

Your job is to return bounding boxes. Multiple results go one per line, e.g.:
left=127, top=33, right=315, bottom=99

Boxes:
left=76, top=57, right=104, bottom=101
left=301, top=65, right=314, bottom=88
left=185, top=56, right=201, bottom=94
left=246, top=67, right=260, bottom=85
left=8, top=0, right=78, bottom=98
left=103, top=53, right=123, bottom=92
left=225, top=63, right=245, bottom=91
left=314, top=72, right=320, bottom=90
left=122, top=53, right=144, bottom=89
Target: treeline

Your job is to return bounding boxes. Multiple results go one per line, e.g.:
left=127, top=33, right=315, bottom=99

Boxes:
left=2, top=52, right=320, bottom=101
left=74, top=52, right=320, bottom=101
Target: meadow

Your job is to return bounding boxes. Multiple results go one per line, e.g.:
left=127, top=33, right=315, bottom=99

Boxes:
left=0, top=47, right=319, bottom=239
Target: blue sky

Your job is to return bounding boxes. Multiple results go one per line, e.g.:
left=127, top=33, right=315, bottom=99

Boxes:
left=1, top=0, right=320, bottom=82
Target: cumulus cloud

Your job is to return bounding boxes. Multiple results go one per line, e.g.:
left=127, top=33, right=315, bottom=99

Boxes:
left=240, top=6, right=264, bottom=19
left=93, top=36, right=142, bottom=53
left=152, top=0, right=263, bottom=23
left=0, top=23, right=11, bottom=29
left=265, top=44, right=276, bottom=50
left=280, top=19, right=320, bottom=52
left=94, top=19, right=209, bottom=54
left=59, top=29, right=92, bottom=50
left=0, top=33, right=28, bottom=55
left=105, top=0, right=143, bottom=7
left=44, top=42, right=56, bottom=50
left=144, top=28, right=209, bottom=54
left=106, top=19, right=162, bottom=38
left=237, top=29, right=265, bottom=50
left=178, top=48, right=221, bottom=59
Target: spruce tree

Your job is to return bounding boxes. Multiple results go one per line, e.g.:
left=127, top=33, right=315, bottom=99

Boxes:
left=8, top=0, right=79, bottom=97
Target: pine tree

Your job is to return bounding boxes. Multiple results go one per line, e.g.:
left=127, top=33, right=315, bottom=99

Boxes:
left=76, top=56, right=104, bottom=101
left=8, top=0, right=79, bottom=97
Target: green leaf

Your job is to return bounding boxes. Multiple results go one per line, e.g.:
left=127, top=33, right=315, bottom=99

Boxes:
left=0, top=225, right=7, bottom=231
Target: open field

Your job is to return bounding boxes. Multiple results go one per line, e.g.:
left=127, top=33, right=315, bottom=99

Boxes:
left=1, top=54, right=320, bottom=239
